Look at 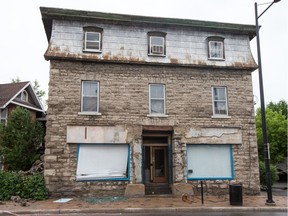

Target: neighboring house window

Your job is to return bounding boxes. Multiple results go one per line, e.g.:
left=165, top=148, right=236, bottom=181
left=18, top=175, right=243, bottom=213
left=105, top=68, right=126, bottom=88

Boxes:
left=0, top=155, right=3, bottom=171
left=212, top=87, right=228, bottom=116
left=208, top=37, right=225, bottom=60
left=0, top=108, right=7, bottom=124
left=81, top=81, right=99, bottom=113
left=21, top=90, right=28, bottom=102
left=83, top=27, right=103, bottom=52
left=187, top=144, right=234, bottom=180
left=149, top=84, right=166, bottom=115
left=76, top=144, right=130, bottom=181
left=148, top=32, right=166, bottom=56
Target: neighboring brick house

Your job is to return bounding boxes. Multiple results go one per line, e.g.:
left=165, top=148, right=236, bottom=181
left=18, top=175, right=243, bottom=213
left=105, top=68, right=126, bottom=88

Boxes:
left=0, top=81, right=46, bottom=170
left=0, top=82, right=45, bottom=124
left=41, top=7, right=260, bottom=197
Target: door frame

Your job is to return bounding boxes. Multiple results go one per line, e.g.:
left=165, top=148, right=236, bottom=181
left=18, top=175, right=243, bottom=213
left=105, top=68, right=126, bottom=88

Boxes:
left=151, top=146, right=168, bottom=183
left=142, top=133, right=172, bottom=185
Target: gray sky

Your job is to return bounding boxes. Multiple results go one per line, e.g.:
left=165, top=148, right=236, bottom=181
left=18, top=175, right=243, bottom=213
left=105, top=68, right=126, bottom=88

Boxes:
left=1, top=0, right=287, bottom=107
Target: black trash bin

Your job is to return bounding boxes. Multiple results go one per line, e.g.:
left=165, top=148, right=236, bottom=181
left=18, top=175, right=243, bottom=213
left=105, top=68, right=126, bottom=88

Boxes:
left=229, top=184, right=243, bottom=206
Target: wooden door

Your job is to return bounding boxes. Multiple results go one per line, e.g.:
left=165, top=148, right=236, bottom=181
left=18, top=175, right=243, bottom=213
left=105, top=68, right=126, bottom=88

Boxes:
left=151, top=146, right=167, bottom=183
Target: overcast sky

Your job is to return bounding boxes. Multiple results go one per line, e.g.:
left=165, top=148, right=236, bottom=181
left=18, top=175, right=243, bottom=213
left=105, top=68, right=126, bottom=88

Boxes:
left=1, top=0, right=287, bottom=107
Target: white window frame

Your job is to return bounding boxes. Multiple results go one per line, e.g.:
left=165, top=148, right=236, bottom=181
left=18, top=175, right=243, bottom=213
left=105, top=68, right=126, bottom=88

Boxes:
left=21, top=90, right=28, bottom=102
left=149, top=84, right=166, bottom=116
left=149, top=36, right=165, bottom=55
left=0, top=155, right=3, bottom=170
left=84, top=31, right=102, bottom=52
left=212, top=87, right=228, bottom=116
left=0, top=108, right=8, bottom=125
left=76, top=144, right=130, bottom=181
left=208, top=37, right=225, bottom=60
left=80, top=81, right=100, bottom=114
left=187, top=144, right=234, bottom=180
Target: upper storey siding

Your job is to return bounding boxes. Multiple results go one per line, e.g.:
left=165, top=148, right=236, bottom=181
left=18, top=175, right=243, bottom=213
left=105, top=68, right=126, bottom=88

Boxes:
left=42, top=8, right=257, bottom=70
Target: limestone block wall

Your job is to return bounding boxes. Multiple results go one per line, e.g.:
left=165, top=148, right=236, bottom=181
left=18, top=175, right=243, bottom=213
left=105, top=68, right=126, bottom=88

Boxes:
left=44, top=60, right=260, bottom=196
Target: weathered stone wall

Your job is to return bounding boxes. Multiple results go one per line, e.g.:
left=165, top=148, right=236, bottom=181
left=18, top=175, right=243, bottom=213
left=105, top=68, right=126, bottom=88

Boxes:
left=44, top=60, right=260, bottom=196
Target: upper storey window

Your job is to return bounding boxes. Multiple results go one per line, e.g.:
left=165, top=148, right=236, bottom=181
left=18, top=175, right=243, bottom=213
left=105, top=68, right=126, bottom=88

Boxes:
left=83, top=27, right=103, bottom=52
left=148, top=32, right=166, bottom=56
left=208, top=37, right=225, bottom=60
left=0, top=108, right=8, bottom=125
left=21, top=90, right=28, bottom=102
left=81, top=81, right=100, bottom=113
left=212, top=87, right=228, bottom=116
left=149, top=84, right=166, bottom=115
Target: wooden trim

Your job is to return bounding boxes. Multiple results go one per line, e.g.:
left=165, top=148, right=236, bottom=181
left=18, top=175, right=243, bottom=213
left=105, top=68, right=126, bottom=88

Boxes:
left=143, top=125, right=173, bottom=132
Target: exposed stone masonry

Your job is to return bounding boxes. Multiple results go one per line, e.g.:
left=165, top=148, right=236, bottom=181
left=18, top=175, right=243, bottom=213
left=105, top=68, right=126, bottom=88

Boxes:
left=44, top=60, right=260, bottom=196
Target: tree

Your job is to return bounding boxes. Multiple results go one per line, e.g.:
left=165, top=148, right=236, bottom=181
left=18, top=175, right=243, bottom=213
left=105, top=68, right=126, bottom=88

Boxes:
left=267, top=100, right=287, bottom=119
left=11, top=76, right=21, bottom=83
left=33, top=80, right=46, bottom=99
left=0, top=107, right=44, bottom=171
left=256, top=106, right=288, bottom=164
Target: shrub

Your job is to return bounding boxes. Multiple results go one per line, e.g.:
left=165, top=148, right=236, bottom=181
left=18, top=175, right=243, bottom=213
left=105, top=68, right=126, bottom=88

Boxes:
left=259, top=160, right=279, bottom=190
left=0, top=107, right=44, bottom=171
left=0, top=171, right=22, bottom=200
left=0, top=171, right=48, bottom=200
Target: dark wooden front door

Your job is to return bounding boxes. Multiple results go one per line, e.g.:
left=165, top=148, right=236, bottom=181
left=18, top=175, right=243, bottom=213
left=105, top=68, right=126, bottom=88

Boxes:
left=150, top=146, right=167, bottom=183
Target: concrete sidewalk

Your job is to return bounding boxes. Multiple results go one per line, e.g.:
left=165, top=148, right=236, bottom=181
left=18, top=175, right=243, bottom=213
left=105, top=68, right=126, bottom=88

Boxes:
left=0, top=193, right=287, bottom=215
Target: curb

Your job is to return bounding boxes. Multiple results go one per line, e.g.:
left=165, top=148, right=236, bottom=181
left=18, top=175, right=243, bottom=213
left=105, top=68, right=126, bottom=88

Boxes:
left=2, top=207, right=287, bottom=215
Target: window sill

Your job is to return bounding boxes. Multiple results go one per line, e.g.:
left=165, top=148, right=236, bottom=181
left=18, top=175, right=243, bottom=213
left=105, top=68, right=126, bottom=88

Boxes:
left=83, top=49, right=102, bottom=53
left=148, top=54, right=166, bottom=57
left=147, top=114, right=168, bottom=118
left=211, top=115, right=231, bottom=119
left=78, top=112, right=102, bottom=116
left=208, top=58, right=225, bottom=61
left=76, top=177, right=129, bottom=181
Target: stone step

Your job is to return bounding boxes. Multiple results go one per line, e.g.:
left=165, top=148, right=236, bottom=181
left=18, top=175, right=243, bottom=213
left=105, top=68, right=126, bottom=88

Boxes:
left=145, top=185, right=172, bottom=195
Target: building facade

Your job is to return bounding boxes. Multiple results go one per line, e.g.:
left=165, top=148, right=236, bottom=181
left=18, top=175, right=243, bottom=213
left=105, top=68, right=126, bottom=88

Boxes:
left=41, top=7, right=260, bottom=197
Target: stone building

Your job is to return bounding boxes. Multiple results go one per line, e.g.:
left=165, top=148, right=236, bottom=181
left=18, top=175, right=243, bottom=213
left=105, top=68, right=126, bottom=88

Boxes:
left=41, top=7, right=260, bottom=197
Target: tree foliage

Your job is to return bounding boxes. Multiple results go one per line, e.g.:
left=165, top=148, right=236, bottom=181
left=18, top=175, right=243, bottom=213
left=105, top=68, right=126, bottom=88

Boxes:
left=267, top=100, right=287, bottom=119
left=256, top=101, right=288, bottom=164
left=0, top=107, right=44, bottom=171
left=259, top=161, right=279, bottom=188
left=33, top=80, right=46, bottom=99
left=11, top=76, right=21, bottom=83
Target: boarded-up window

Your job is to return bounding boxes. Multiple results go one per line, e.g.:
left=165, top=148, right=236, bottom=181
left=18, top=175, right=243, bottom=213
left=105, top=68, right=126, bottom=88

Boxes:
left=187, top=144, right=234, bottom=180
left=76, top=144, right=129, bottom=181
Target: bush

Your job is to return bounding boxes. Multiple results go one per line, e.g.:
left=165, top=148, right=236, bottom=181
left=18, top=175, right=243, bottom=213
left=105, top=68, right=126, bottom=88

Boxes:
left=0, top=107, right=44, bottom=171
left=0, top=171, right=48, bottom=200
left=0, top=171, right=22, bottom=200
left=259, top=160, right=279, bottom=190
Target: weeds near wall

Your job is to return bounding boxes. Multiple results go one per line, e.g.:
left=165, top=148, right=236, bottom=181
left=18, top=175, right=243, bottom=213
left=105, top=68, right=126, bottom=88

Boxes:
left=0, top=171, right=48, bottom=200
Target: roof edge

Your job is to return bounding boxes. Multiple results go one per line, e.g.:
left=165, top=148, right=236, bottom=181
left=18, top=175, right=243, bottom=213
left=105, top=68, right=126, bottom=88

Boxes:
left=40, top=7, right=256, bottom=41
left=1, top=81, right=30, bottom=109
left=45, top=55, right=258, bottom=72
